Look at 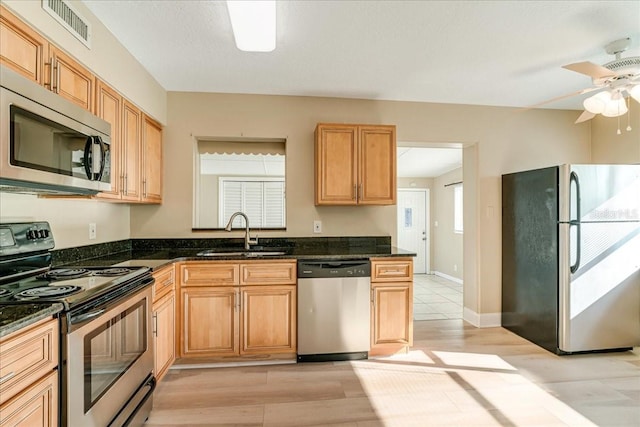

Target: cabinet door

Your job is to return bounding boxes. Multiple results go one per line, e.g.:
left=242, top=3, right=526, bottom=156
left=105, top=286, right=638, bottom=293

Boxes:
left=48, top=45, right=94, bottom=111
left=95, top=80, right=123, bottom=200
left=0, top=371, right=58, bottom=427
left=153, top=291, right=175, bottom=382
left=358, top=125, right=396, bottom=205
left=121, top=100, right=142, bottom=201
left=181, top=287, right=239, bottom=357
left=315, top=124, right=358, bottom=205
left=0, top=5, right=48, bottom=84
left=141, top=114, right=163, bottom=203
left=241, top=286, right=296, bottom=354
left=371, top=282, right=413, bottom=355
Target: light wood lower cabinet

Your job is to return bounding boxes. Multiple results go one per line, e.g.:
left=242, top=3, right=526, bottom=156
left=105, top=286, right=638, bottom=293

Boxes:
left=241, top=286, right=296, bottom=354
left=178, top=260, right=297, bottom=359
left=370, top=258, right=414, bottom=356
left=152, top=265, right=176, bottom=382
left=153, top=290, right=176, bottom=381
left=0, top=371, right=58, bottom=427
left=0, top=318, right=58, bottom=427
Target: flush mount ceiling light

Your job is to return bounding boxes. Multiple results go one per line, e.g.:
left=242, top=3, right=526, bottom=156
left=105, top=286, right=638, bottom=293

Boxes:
left=226, top=0, right=276, bottom=52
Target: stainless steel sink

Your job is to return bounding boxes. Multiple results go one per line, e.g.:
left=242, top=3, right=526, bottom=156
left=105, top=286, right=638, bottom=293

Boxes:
left=196, top=250, right=286, bottom=257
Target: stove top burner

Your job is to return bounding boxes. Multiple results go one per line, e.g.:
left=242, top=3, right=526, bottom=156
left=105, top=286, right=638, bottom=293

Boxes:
left=42, top=268, right=90, bottom=280
left=16, top=285, right=83, bottom=299
left=0, top=288, right=12, bottom=297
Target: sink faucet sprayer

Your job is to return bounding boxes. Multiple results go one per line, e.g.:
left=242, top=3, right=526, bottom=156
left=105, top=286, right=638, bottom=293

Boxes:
left=225, top=212, right=258, bottom=250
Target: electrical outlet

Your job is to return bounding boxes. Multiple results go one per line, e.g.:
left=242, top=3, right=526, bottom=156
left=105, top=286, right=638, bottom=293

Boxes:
left=453, top=264, right=457, bottom=272
left=89, top=223, right=96, bottom=240
left=313, top=220, right=322, bottom=233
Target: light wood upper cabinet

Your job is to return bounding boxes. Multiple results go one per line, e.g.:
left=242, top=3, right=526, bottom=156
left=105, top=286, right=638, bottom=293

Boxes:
left=315, top=123, right=396, bottom=205
left=122, top=100, right=142, bottom=201
left=370, top=258, right=413, bottom=356
left=95, top=80, right=123, bottom=200
left=0, top=5, right=48, bottom=84
left=47, top=45, right=94, bottom=111
left=141, top=114, right=163, bottom=203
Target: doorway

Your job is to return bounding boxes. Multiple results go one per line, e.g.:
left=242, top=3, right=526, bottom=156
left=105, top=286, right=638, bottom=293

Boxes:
left=397, top=189, right=429, bottom=274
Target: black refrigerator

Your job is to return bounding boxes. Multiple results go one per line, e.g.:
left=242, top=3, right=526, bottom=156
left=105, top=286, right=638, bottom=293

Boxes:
left=502, top=164, right=640, bottom=354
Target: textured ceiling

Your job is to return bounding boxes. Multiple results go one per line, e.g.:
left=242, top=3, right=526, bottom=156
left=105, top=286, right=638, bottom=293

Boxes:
left=83, top=0, right=640, bottom=111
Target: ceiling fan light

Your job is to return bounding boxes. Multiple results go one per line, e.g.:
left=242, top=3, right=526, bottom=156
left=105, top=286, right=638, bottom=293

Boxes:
left=583, top=91, right=611, bottom=114
left=601, top=96, right=628, bottom=117
left=629, top=85, right=640, bottom=103
left=227, top=0, right=276, bottom=52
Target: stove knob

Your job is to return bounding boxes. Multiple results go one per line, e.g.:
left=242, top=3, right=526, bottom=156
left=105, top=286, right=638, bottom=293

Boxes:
left=26, top=230, right=36, bottom=240
left=42, top=229, right=50, bottom=238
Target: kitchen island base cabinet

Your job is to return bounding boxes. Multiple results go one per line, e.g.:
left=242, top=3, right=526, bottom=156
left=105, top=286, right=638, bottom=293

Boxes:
left=178, top=261, right=297, bottom=361
left=370, top=258, right=414, bottom=356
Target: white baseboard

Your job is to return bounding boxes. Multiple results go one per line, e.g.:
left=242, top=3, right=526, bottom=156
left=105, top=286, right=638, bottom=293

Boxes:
left=463, top=307, right=501, bottom=328
left=433, top=271, right=463, bottom=285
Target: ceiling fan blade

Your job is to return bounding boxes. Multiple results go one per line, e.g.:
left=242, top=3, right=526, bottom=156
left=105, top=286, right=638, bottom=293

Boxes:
left=562, top=61, right=616, bottom=79
left=575, top=110, right=596, bottom=124
left=523, top=86, right=601, bottom=110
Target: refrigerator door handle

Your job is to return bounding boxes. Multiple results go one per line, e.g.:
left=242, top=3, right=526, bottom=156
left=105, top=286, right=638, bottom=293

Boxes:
left=569, top=171, right=581, bottom=273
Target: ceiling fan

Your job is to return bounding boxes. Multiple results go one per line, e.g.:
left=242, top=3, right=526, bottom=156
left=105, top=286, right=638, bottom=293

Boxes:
left=545, top=38, right=640, bottom=127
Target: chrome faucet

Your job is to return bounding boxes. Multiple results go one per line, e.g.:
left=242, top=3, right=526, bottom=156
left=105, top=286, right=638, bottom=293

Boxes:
left=225, top=212, right=258, bottom=250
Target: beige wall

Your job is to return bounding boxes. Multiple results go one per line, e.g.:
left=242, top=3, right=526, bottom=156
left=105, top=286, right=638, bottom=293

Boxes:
left=591, top=111, right=640, bottom=163
left=432, top=168, right=463, bottom=281
left=0, top=193, right=129, bottom=248
left=129, top=92, right=591, bottom=322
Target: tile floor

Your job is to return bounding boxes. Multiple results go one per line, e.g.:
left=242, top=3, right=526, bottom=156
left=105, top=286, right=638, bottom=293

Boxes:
left=148, top=320, right=640, bottom=426
left=413, top=274, right=463, bottom=321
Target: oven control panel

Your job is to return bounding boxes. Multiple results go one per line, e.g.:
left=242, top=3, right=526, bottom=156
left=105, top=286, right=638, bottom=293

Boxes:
left=0, top=221, right=54, bottom=255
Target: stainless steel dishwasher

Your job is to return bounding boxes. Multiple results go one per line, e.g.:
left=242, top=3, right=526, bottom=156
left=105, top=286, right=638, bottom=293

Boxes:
left=297, top=260, right=371, bottom=362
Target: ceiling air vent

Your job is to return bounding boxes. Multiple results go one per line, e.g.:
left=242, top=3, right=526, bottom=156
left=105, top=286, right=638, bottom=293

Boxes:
left=42, top=0, right=91, bottom=48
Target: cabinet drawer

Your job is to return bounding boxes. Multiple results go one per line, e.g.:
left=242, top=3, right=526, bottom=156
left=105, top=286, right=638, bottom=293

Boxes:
left=0, top=370, right=58, bottom=427
left=0, top=318, right=58, bottom=406
left=371, top=258, right=413, bottom=282
left=240, top=261, right=296, bottom=285
left=181, top=263, right=239, bottom=286
left=153, top=264, right=175, bottom=302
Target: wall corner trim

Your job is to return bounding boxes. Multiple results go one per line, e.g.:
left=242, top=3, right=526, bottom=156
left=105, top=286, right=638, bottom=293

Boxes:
left=462, top=307, right=501, bottom=328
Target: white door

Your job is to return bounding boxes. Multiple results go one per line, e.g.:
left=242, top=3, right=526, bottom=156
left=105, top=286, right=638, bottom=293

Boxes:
left=397, top=189, right=429, bottom=274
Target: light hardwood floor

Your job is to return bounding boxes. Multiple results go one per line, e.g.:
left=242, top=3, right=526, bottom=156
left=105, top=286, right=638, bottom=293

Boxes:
left=147, top=320, right=640, bottom=426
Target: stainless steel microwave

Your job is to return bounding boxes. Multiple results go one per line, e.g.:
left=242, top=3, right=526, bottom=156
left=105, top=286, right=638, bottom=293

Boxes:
left=0, top=66, right=111, bottom=195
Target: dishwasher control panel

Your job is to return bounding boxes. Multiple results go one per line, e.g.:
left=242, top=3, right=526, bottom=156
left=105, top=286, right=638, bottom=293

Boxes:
left=297, top=260, right=371, bottom=278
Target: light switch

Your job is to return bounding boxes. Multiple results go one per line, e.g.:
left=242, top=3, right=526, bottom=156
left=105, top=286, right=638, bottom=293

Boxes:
left=313, top=220, right=322, bottom=233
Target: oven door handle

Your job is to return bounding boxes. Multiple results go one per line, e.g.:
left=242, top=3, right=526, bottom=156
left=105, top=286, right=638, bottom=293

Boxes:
left=70, top=308, right=106, bottom=326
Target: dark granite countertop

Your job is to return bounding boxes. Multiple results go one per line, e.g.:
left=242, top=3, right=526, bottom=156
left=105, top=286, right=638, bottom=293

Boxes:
left=0, top=303, right=63, bottom=338
left=53, top=237, right=416, bottom=270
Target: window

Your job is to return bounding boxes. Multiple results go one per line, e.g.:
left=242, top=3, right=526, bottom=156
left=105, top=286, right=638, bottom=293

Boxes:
left=219, top=177, right=285, bottom=228
left=193, top=138, right=286, bottom=229
left=454, top=185, right=463, bottom=233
